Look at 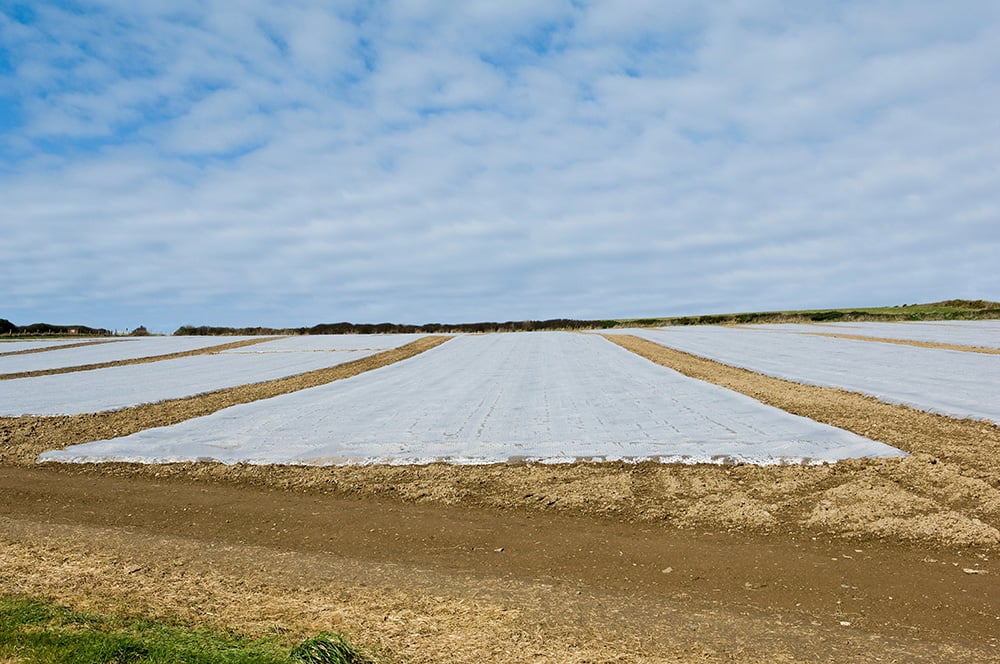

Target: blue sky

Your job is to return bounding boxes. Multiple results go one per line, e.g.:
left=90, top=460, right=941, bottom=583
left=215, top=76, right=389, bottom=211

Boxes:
left=2, top=1, right=998, bottom=333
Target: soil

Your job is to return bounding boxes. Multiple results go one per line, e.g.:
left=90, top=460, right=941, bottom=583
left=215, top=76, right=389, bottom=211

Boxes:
left=2, top=467, right=997, bottom=663
left=2, top=333, right=999, bottom=662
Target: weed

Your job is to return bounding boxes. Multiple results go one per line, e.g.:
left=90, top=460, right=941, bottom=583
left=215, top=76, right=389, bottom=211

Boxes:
left=290, top=633, right=373, bottom=664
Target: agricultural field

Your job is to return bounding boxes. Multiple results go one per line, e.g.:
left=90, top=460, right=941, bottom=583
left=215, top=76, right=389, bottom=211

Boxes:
left=0, top=334, right=432, bottom=416
left=0, top=336, right=261, bottom=374
left=0, top=338, right=100, bottom=354
left=608, top=325, right=1000, bottom=421
left=754, top=320, right=1000, bottom=349
left=39, top=333, right=901, bottom=466
left=2, top=324, right=999, bottom=663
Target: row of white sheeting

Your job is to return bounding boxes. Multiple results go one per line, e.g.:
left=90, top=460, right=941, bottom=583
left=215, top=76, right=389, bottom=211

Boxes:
left=220, top=334, right=430, bottom=353
left=748, top=320, right=1000, bottom=349
left=0, top=339, right=102, bottom=354
left=40, top=332, right=903, bottom=466
left=0, top=336, right=258, bottom=374
left=1, top=349, right=379, bottom=416
left=610, top=326, right=1000, bottom=423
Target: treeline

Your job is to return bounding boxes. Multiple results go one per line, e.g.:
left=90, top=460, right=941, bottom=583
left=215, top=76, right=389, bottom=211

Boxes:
left=173, top=318, right=620, bottom=336
left=0, top=318, right=112, bottom=336
left=8, top=299, right=998, bottom=339
left=667, top=311, right=889, bottom=326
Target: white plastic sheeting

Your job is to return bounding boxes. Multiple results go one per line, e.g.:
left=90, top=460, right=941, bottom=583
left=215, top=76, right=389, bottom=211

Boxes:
left=1, top=349, right=379, bottom=416
left=221, top=334, right=428, bottom=353
left=0, top=339, right=101, bottom=354
left=749, top=321, right=1000, bottom=349
left=613, top=326, right=1000, bottom=423
left=40, top=332, right=903, bottom=466
left=0, top=337, right=257, bottom=374
left=917, top=320, right=1000, bottom=329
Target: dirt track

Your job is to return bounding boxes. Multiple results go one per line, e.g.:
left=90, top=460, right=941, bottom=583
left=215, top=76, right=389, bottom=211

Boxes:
left=2, top=466, right=997, bottom=663
left=2, top=333, right=1000, bottom=662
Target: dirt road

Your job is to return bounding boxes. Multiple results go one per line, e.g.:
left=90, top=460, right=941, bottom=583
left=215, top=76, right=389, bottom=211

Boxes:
left=2, top=465, right=997, bottom=663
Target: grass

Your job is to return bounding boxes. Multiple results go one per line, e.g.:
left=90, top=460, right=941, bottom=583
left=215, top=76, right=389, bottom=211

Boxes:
left=0, top=596, right=373, bottom=664
left=289, top=633, right=372, bottom=664
left=618, top=299, right=1000, bottom=327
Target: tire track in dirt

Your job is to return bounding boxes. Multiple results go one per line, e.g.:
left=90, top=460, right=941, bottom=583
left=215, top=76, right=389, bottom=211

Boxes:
left=0, top=337, right=283, bottom=380
left=0, top=339, right=122, bottom=358
left=0, top=336, right=451, bottom=465
left=800, top=331, right=1000, bottom=355
left=2, top=471, right=997, bottom=664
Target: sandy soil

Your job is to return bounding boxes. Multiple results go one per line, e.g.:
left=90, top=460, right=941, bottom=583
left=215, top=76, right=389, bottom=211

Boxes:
left=2, top=332, right=999, bottom=662
left=2, top=468, right=997, bottom=663
left=0, top=336, right=282, bottom=380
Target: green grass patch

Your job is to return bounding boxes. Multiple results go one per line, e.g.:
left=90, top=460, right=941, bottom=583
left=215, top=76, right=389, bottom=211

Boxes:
left=0, top=596, right=373, bottom=664
left=290, top=633, right=373, bottom=664
left=616, top=299, right=1000, bottom=327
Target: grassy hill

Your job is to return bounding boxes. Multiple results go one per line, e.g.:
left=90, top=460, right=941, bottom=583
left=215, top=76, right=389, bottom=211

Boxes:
left=621, top=299, right=1000, bottom=327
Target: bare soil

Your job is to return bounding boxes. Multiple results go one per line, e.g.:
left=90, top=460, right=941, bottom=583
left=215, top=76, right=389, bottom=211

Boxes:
left=2, top=333, right=999, bottom=662
left=2, top=467, right=997, bottom=663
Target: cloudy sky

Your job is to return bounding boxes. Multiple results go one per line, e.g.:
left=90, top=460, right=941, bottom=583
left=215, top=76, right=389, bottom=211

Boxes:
left=2, top=1, right=998, bottom=332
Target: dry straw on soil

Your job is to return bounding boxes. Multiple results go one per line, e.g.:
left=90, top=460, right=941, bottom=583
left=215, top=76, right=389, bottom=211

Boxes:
left=4, top=516, right=991, bottom=664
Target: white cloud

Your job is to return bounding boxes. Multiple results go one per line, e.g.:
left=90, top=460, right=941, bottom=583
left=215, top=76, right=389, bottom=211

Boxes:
left=1, top=1, right=998, bottom=331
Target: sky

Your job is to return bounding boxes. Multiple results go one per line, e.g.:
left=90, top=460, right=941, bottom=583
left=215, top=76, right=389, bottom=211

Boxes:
left=1, top=1, right=998, bottom=333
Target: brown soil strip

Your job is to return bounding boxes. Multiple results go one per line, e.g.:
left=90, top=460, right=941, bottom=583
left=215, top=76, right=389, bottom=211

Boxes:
left=2, top=468, right=997, bottom=663
left=801, top=331, right=1000, bottom=354
left=0, top=339, right=121, bottom=358
left=0, top=335, right=451, bottom=466
left=0, top=337, right=283, bottom=380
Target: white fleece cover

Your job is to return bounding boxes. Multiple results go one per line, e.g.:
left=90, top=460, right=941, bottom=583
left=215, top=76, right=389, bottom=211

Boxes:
left=0, top=339, right=102, bottom=354
left=2, top=349, right=379, bottom=416
left=0, top=336, right=257, bottom=374
left=40, top=332, right=903, bottom=466
left=220, top=334, right=429, bottom=353
left=748, top=320, right=1000, bottom=349
left=610, top=326, right=1000, bottom=423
